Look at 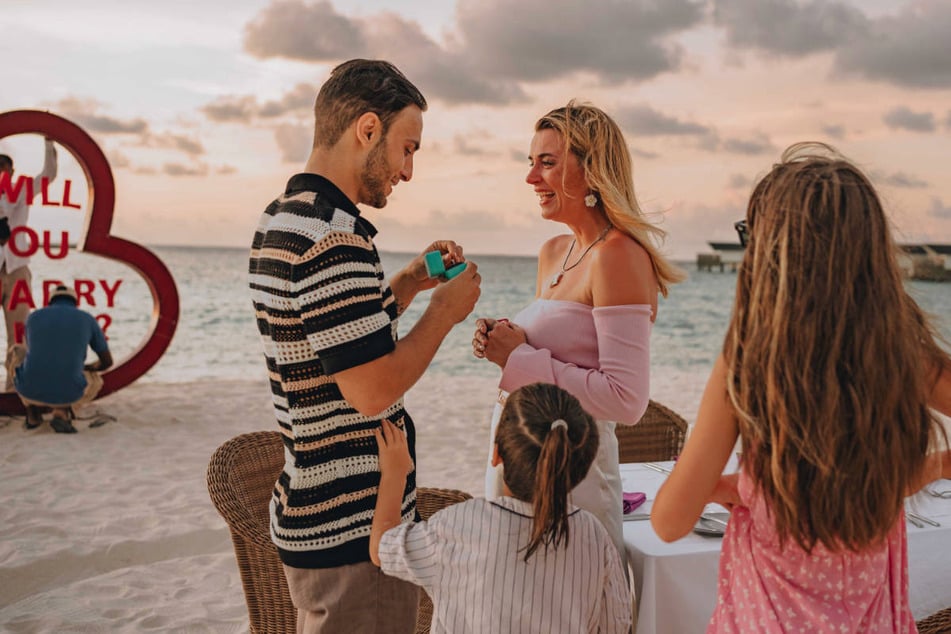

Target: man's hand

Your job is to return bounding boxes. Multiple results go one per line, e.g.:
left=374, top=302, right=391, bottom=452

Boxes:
left=429, top=261, right=481, bottom=325
left=404, top=240, right=465, bottom=290
left=390, top=240, right=466, bottom=315
left=84, top=350, right=113, bottom=373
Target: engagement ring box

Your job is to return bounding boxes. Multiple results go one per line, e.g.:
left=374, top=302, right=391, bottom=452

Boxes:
left=424, top=250, right=466, bottom=280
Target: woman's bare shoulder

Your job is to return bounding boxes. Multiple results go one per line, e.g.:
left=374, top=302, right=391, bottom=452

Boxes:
left=595, top=231, right=654, bottom=274
left=538, top=233, right=572, bottom=261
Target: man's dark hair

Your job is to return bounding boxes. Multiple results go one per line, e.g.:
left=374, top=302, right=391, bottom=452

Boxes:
left=313, top=59, right=427, bottom=148
left=0, top=155, right=12, bottom=171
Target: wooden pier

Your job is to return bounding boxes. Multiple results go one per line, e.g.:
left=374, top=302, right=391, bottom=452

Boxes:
left=697, top=242, right=744, bottom=272
left=696, top=242, right=951, bottom=280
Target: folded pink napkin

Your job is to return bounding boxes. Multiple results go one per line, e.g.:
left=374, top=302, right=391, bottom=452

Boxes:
left=623, top=492, right=646, bottom=514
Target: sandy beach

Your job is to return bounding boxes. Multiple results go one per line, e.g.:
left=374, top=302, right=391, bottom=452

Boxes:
left=3, top=369, right=946, bottom=633
left=0, top=373, right=506, bottom=633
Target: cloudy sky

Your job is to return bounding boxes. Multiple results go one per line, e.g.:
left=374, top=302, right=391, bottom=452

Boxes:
left=2, top=0, right=950, bottom=258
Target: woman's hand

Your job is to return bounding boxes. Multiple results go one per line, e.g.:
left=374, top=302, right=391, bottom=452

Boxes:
left=478, top=321, right=526, bottom=368
left=472, top=318, right=500, bottom=359
left=374, top=419, right=414, bottom=479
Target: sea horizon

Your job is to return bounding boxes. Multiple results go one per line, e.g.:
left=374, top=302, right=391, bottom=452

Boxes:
left=19, top=243, right=951, bottom=426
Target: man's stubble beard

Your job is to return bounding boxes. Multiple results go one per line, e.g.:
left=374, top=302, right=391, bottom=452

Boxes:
left=360, top=139, right=389, bottom=209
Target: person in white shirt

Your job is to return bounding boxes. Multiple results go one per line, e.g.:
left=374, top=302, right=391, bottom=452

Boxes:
left=0, top=137, right=58, bottom=390
left=370, top=382, right=631, bottom=634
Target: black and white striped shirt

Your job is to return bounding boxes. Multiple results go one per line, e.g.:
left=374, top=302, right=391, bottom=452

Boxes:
left=379, top=496, right=631, bottom=633
left=249, top=173, right=416, bottom=569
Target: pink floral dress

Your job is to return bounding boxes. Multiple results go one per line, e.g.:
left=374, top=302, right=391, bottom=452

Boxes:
left=709, top=471, right=918, bottom=633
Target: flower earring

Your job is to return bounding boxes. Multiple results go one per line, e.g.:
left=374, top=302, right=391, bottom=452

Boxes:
left=584, top=192, right=598, bottom=207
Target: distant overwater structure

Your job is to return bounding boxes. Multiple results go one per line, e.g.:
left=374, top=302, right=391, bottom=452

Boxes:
left=697, top=242, right=951, bottom=281
left=696, top=242, right=743, bottom=273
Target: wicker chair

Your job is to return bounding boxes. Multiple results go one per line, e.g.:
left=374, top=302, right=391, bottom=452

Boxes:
left=207, top=430, right=472, bottom=634
left=413, top=487, right=473, bottom=634
left=615, top=399, right=688, bottom=463
left=207, top=431, right=294, bottom=634
left=917, top=606, right=951, bottom=634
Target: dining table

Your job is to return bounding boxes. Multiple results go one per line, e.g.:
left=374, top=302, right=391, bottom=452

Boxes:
left=620, top=460, right=951, bottom=634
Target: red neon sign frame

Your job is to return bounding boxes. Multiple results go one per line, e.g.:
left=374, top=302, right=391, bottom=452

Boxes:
left=0, top=110, right=179, bottom=413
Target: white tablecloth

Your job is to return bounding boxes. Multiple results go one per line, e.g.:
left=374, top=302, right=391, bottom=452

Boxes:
left=621, top=462, right=951, bottom=634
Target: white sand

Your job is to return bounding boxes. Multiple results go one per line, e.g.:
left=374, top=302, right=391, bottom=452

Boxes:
left=0, top=371, right=708, bottom=633
left=0, top=374, right=504, bottom=633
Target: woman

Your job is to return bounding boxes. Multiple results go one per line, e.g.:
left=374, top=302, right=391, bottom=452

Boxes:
left=472, top=101, right=684, bottom=556
left=652, top=143, right=951, bottom=632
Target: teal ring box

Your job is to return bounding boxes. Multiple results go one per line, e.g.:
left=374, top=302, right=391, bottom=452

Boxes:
left=424, top=250, right=466, bottom=280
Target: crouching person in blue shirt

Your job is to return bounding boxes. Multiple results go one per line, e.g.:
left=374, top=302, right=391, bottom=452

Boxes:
left=9, top=284, right=113, bottom=433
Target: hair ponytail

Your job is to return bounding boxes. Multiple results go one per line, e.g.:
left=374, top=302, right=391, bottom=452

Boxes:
left=495, top=384, right=599, bottom=562
left=525, top=421, right=573, bottom=559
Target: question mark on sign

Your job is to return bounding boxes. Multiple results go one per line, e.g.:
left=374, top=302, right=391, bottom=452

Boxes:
left=96, top=314, right=112, bottom=340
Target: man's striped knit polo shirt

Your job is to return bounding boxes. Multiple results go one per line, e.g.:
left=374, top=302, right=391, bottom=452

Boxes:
left=248, top=173, right=416, bottom=569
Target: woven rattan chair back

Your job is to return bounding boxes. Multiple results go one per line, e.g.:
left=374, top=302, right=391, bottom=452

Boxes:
left=207, top=430, right=295, bottom=634
left=208, top=432, right=474, bottom=634
left=616, top=400, right=688, bottom=463
left=917, top=606, right=951, bottom=634
left=414, top=487, right=473, bottom=634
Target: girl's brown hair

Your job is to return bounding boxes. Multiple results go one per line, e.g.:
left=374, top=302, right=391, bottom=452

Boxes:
left=724, top=142, right=949, bottom=553
left=495, top=383, right=599, bottom=560
left=536, top=100, right=686, bottom=296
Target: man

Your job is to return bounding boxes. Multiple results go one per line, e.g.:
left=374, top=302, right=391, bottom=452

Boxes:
left=248, top=59, right=481, bottom=633
left=11, top=284, right=113, bottom=433
left=0, top=137, right=58, bottom=390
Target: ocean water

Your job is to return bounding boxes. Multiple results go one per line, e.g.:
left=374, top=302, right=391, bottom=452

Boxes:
left=23, top=245, right=951, bottom=423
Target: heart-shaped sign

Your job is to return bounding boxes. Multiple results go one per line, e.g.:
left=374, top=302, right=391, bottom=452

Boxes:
left=0, top=110, right=179, bottom=414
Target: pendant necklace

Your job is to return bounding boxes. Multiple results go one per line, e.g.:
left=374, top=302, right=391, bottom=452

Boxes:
left=549, top=224, right=612, bottom=288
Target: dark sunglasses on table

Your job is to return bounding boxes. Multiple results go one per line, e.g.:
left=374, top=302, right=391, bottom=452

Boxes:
left=734, top=220, right=749, bottom=247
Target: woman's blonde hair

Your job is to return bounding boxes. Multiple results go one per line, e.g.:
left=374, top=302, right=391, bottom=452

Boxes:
left=724, top=142, right=949, bottom=553
left=495, top=383, right=599, bottom=561
left=535, top=100, right=685, bottom=296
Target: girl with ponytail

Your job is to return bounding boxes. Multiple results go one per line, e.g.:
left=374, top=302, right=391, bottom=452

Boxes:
left=370, top=383, right=630, bottom=633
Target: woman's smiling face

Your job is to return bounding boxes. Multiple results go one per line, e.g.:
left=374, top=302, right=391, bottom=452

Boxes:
left=525, top=128, right=588, bottom=222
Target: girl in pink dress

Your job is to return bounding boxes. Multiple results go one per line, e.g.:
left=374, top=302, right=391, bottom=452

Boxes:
left=471, top=102, right=684, bottom=558
left=652, top=142, right=951, bottom=633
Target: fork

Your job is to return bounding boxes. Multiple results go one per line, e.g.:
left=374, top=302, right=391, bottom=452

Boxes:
left=643, top=462, right=673, bottom=475
left=925, top=486, right=951, bottom=499
left=907, top=511, right=940, bottom=528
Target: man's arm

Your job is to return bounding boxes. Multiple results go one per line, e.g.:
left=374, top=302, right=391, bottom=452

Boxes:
left=32, top=138, right=57, bottom=188
left=388, top=268, right=419, bottom=316
left=336, top=262, right=481, bottom=416
left=388, top=240, right=465, bottom=316
left=85, top=349, right=113, bottom=372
